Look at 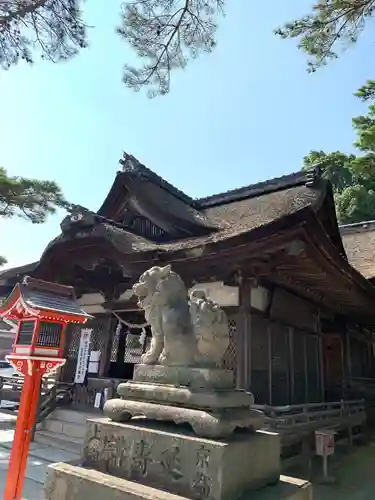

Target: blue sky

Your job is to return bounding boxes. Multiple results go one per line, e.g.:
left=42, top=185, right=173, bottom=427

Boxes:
left=0, top=1, right=373, bottom=269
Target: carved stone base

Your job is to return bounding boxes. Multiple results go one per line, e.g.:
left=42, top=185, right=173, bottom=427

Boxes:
left=104, top=366, right=264, bottom=438
left=80, top=418, right=281, bottom=500
left=104, top=398, right=264, bottom=438
left=117, top=381, right=254, bottom=409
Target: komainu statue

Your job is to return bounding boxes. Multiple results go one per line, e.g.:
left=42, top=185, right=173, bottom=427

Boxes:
left=132, top=265, right=229, bottom=367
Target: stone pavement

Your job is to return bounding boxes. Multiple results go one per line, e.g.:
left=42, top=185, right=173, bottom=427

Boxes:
left=310, top=440, right=375, bottom=500
left=0, top=427, right=80, bottom=500
left=1, top=410, right=375, bottom=500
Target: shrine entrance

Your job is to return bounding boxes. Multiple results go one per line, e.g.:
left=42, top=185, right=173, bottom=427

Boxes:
left=58, top=310, right=151, bottom=410
left=107, top=313, right=151, bottom=380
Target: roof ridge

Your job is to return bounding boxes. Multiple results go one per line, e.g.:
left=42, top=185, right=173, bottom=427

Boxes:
left=196, top=170, right=309, bottom=208
left=119, top=152, right=195, bottom=206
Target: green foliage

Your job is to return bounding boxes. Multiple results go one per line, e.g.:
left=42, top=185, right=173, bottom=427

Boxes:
left=303, top=151, right=375, bottom=223
left=0, top=167, right=69, bottom=265
left=303, top=80, right=375, bottom=224
left=0, top=0, right=224, bottom=97
left=0, top=0, right=87, bottom=68
left=275, top=0, right=375, bottom=72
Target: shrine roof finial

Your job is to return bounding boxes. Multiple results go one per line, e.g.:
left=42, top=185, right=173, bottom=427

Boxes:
left=119, top=152, right=195, bottom=205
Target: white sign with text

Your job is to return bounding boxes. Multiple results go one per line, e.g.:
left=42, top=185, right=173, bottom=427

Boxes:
left=74, top=328, right=92, bottom=384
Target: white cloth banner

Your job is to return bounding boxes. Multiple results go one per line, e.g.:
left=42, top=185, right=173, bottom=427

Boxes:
left=74, top=328, right=92, bottom=384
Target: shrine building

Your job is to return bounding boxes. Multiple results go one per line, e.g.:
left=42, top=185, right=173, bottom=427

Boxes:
left=1, top=153, right=375, bottom=447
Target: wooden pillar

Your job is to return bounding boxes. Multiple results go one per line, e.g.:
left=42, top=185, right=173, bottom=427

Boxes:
left=303, top=332, right=308, bottom=404
left=99, top=316, right=114, bottom=378
left=58, top=324, right=73, bottom=382
left=268, top=323, right=272, bottom=405
left=288, top=327, right=295, bottom=406
left=318, top=332, right=325, bottom=402
left=236, top=279, right=251, bottom=390
left=343, top=328, right=352, bottom=394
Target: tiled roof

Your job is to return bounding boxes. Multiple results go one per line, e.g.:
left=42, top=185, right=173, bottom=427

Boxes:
left=340, top=221, right=375, bottom=279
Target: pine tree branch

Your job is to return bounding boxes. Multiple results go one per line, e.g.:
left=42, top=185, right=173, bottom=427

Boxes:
left=0, top=0, right=48, bottom=26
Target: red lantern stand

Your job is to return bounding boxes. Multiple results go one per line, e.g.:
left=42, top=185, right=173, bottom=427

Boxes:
left=0, top=276, right=92, bottom=500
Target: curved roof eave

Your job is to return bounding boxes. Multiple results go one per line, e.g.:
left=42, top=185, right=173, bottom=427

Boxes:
left=97, top=171, right=124, bottom=218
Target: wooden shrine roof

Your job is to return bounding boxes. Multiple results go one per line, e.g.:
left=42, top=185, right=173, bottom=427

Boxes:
left=32, top=153, right=375, bottom=321
left=0, top=262, right=38, bottom=282
left=36, top=166, right=334, bottom=262
left=340, top=221, right=375, bottom=280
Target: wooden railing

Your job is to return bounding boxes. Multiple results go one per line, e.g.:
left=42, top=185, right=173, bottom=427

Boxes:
left=254, top=399, right=366, bottom=471
left=69, top=378, right=118, bottom=411
left=0, top=375, right=120, bottom=417
left=0, top=375, right=73, bottom=432
left=346, top=377, right=375, bottom=422
left=0, top=376, right=28, bottom=411
left=0, top=376, right=57, bottom=408
left=31, top=381, right=73, bottom=439
left=254, top=399, right=366, bottom=442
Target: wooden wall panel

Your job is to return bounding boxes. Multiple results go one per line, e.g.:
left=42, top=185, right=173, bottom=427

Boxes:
left=250, top=313, right=270, bottom=404
left=270, top=322, right=290, bottom=406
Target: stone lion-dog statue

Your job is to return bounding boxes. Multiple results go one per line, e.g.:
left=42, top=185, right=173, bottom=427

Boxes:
left=132, top=265, right=229, bottom=367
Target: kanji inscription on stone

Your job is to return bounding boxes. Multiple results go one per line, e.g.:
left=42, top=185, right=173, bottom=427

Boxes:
left=161, top=445, right=184, bottom=481
left=130, top=439, right=152, bottom=477
left=191, top=446, right=212, bottom=498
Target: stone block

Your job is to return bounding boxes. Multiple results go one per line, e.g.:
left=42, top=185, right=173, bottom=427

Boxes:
left=133, top=364, right=235, bottom=390
left=82, top=418, right=280, bottom=500
left=44, top=463, right=312, bottom=500
left=116, top=381, right=254, bottom=409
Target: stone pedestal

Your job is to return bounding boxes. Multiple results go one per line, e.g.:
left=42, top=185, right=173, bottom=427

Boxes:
left=103, top=365, right=265, bottom=438
left=83, top=419, right=280, bottom=500
left=44, top=417, right=312, bottom=500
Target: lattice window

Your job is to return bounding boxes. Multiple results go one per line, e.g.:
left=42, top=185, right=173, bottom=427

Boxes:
left=17, top=321, right=34, bottom=345
left=36, top=322, right=62, bottom=347
left=110, top=324, right=151, bottom=365
left=124, top=331, right=142, bottom=363
left=110, top=326, right=120, bottom=362
left=61, top=316, right=111, bottom=382
left=89, top=317, right=109, bottom=354
left=221, top=316, right=237, bottom=377
left=124, top=329, right=151, bottom=364
left=61, top=324, right=81, bottom=382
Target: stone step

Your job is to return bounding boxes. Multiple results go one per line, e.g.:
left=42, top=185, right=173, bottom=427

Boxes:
left=34, top=430, right=83, bottom=455
left=45, top=408, right=98, bottom=426
left=41, top=417, right=86, bottom=440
